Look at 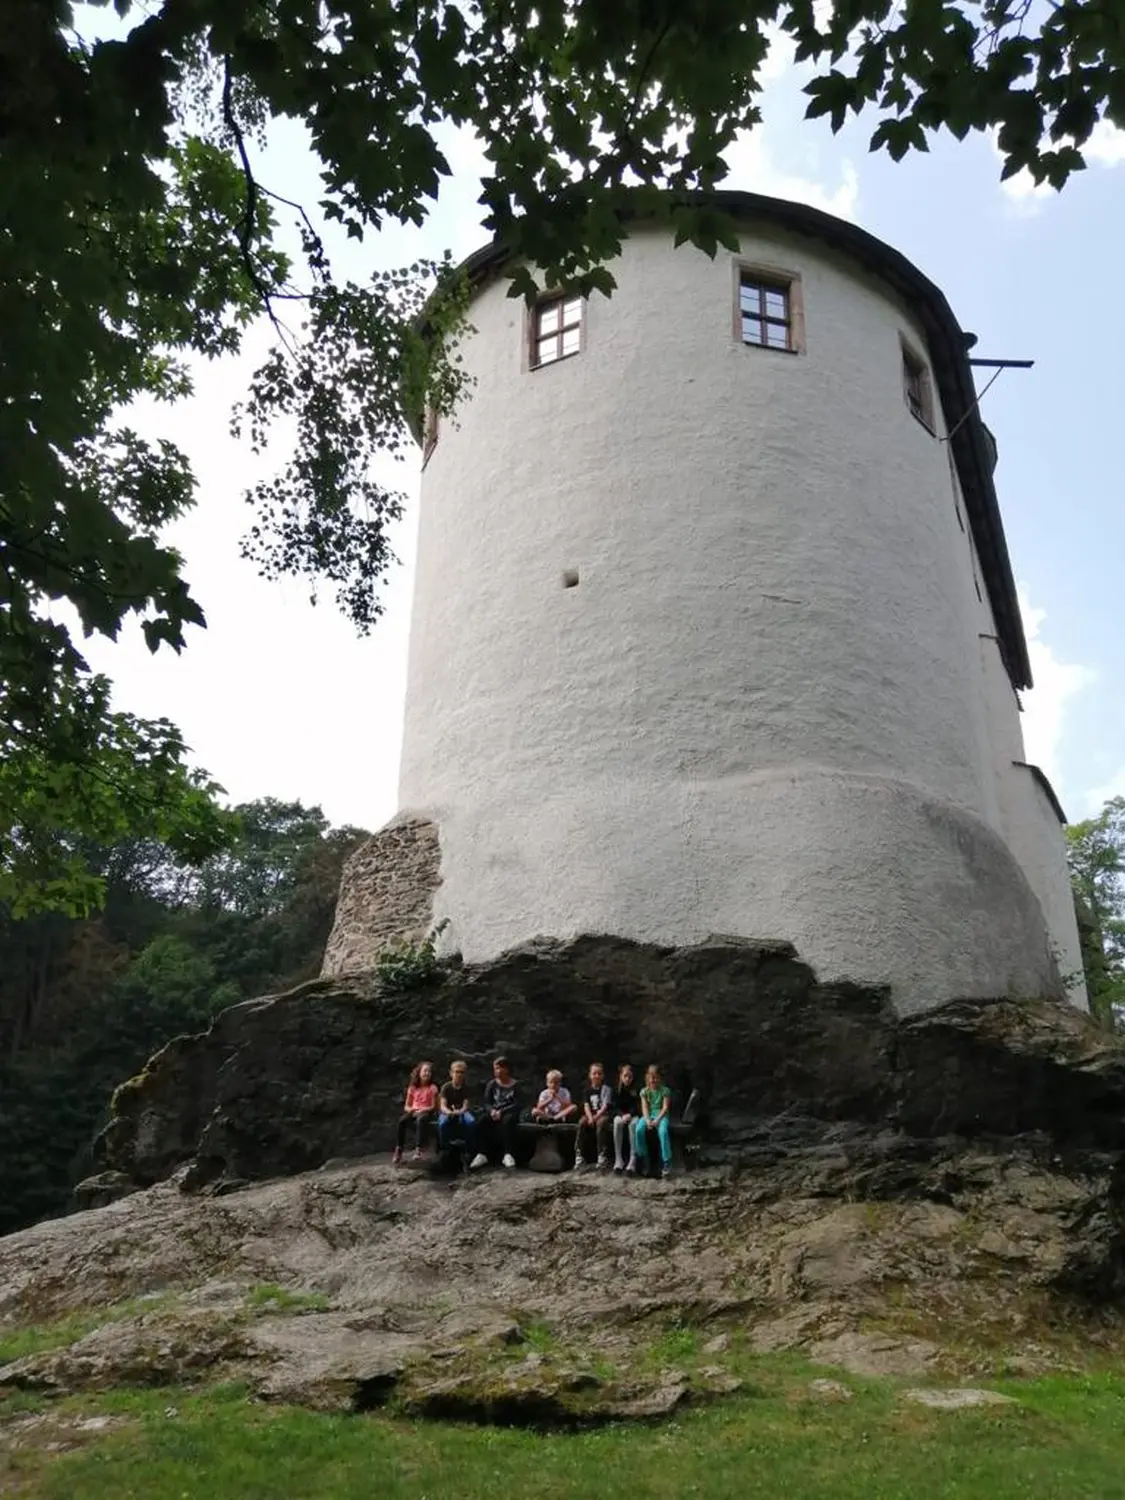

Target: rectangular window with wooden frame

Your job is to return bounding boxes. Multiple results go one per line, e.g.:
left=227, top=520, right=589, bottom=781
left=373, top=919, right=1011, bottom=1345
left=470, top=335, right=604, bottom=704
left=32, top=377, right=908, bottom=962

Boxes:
left=530, top=293, right=583, bottom=368
left=738, top=270, right=799, bottom=352
left=902, top=343, right=935, bottom=432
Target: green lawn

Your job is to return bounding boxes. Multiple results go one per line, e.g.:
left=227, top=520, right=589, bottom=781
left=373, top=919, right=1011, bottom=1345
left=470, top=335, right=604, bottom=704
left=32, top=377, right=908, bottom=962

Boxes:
left=6, top=1368, right=1125, bottom=1500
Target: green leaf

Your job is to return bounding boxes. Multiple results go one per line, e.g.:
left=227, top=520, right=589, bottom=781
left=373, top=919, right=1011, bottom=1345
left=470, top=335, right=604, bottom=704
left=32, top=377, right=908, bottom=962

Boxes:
left=804, top=71, right=859, bottom=132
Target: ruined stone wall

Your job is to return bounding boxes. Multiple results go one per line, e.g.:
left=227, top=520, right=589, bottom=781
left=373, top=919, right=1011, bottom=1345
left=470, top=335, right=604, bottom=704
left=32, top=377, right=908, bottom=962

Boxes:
left=320, top=816, right=441, bottom=976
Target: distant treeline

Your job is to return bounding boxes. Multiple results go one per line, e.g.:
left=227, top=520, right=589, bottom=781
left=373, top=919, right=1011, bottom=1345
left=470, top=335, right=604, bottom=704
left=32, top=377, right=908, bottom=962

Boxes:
left=0, top=799, right=366, bottom=1235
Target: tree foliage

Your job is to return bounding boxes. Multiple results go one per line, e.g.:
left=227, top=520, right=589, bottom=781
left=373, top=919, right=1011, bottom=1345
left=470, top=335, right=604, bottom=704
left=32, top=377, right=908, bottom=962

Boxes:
left=0, top=796, right=367, bottom=1234
left=4, top=0, right=1119, bottom=909
left=800, top=0, right=1124, bottom=189
left=1066, top=797, right=1125, bottom=1029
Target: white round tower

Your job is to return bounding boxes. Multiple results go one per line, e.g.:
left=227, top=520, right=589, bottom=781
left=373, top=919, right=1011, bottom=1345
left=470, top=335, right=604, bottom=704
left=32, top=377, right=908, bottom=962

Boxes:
left=326, top=193, right=1086, bottom=1015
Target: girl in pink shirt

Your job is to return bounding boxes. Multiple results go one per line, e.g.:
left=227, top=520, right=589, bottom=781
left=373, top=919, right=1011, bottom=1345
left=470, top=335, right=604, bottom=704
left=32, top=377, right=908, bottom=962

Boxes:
left=393, top=1061, right=440, bottom=1162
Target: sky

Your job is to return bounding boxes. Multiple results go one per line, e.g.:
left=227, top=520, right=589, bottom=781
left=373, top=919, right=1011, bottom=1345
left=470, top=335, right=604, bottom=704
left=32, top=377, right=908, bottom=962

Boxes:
left=80, top=26, right=1124, bottom=836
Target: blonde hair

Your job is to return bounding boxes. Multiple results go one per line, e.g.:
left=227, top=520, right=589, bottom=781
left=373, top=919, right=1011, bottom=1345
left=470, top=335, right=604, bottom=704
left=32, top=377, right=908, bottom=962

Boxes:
left=546, top=1069, right=563, bottom=1086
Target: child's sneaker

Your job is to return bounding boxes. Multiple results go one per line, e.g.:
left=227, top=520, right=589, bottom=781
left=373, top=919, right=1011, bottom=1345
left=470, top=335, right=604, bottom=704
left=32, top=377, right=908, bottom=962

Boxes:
left=625, top=1160, right=636, bottom=1174
left=391, top=1147, right=402, bottom=1165
left=572, top=1156, right=586, bottom=1173
left=502, top=1153, right=516, bottom=1170
left=411, top=1148, right=423, bottom=1161
left=597, top=1153, right=611, bottom=1171
left=662, top=1165, right=673, bottom=1179
left=613, top=1163, right=624, bottom=1174
left=469, top=1152, right=488, bottom=1170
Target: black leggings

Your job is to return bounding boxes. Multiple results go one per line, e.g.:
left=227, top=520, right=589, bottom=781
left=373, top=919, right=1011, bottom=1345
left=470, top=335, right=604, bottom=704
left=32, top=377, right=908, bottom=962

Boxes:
left=396, top=1111, right=433, bottom=1151
left=480, top=1111, right=519, bottom=1160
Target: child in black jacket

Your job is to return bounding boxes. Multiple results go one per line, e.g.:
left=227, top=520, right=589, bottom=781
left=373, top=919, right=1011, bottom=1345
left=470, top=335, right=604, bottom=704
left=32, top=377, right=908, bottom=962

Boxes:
left=475, top=1056, right=521, bottom=1169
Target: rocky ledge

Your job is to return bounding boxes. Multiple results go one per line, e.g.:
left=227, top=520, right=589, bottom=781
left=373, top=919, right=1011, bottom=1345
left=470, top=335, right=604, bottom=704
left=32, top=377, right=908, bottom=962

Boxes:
left=2, top=1140, right=1124, bottom=1422
left=91, top=934, right=1125, bottom=1194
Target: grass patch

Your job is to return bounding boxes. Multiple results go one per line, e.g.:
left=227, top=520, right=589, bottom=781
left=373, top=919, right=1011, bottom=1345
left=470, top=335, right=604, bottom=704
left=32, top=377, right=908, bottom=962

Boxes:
left=646, top=1324, right=698, bottom=1367
left=519, top=1321, right=557, bottom=1355
left=244, top=1285, right=331, bottom=1315
left=0, top=1286, right=330, bottom=1373
left=0, top=1295, right=180, bottom=1367
left=0, top=1390, right=50, bottom=1418
left=856, top=1285, right=1124, bottom=1379
left=13, top=1362, right=1125, bottom=1499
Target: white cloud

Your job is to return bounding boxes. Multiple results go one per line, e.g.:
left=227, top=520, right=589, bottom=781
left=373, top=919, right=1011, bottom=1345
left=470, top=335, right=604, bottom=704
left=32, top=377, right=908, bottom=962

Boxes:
left=745, top=7, right=859, bottom=219
left=1018, top=585, right=1096, bottom=791
left=993, top=130, right=1053, bottom=211
left=723, top=128, right=860, bottom=220
left=695, top=5, right=861, bottom=221
left=998, top=166, right=1053, bottom=210
left=1084, top=768, right=1125, bottom=812
left=996, top=116, right=1125, bottom=211
left=759, top=23, right=798, bottom=82
left=1086, top=118, right=1125, bottom=167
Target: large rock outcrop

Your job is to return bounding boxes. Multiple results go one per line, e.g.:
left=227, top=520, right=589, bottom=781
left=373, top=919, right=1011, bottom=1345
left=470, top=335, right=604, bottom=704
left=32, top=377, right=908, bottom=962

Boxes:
left=95, top=935, right=1125, bottom=1194
left=4, top=936, right=1125, bottom=1420
left=2, top=1143, right=1124, bottom=1419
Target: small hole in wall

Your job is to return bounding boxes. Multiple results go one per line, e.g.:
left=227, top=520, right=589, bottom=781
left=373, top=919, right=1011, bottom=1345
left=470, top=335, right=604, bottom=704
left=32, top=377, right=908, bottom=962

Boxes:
left=562, top=569, right=580, bottom=589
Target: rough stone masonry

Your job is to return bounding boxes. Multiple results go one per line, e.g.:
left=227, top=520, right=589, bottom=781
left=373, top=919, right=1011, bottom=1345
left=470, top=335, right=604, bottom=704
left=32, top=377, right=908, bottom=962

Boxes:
left=321, top=816, right=441, bottom=975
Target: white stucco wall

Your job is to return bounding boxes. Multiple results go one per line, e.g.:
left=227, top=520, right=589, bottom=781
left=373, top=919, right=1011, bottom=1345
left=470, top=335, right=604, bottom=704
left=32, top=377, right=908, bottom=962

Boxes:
left=396, top=220, right=1076, bottom=1013
left=1000, top=760, right=1087, bottom=1007
left=943, top=447, right=1087, bottom=1009
left=976, top=622, right=1087, bottom=1009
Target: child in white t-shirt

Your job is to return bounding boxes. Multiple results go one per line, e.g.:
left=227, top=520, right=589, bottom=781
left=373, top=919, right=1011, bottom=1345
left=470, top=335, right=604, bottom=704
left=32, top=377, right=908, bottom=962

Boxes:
left=531, top=1069, right=578, bottom=1123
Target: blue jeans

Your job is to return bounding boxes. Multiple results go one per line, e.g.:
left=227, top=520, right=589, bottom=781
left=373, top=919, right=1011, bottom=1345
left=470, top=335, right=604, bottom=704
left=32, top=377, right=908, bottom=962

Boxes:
left=438, top=1110, right=476, bottom=1153
left=632, top=1115, right=672, bottom=1166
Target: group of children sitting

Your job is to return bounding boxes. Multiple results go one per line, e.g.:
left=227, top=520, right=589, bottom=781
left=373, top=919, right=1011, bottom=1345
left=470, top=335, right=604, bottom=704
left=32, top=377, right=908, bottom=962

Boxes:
left=392, top=1056, right=676, bottom=1177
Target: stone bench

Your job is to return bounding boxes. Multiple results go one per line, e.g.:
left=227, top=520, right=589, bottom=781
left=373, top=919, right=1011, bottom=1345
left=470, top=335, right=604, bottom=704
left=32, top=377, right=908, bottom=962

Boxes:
left=517, top=1119, right=694, bottom=1175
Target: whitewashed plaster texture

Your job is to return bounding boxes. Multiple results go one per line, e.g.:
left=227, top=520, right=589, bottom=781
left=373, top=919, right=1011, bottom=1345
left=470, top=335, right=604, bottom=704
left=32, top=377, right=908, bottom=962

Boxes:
left=945, top=463, right=1085, bottom=1008
left=395, top=213, right=1082, bottom=1013
left=975, top=622, right=1086, bottom=1006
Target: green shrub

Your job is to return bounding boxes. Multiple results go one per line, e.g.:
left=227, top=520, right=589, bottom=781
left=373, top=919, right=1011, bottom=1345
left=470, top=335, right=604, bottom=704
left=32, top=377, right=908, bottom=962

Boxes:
left=374, top=921, right=450, bottom=994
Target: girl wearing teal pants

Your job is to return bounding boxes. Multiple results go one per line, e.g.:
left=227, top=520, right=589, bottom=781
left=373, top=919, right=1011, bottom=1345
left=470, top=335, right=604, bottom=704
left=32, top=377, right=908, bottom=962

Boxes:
left=629, top=1064, right=673, bottom=1178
